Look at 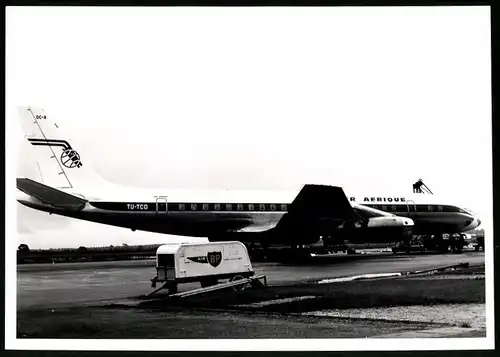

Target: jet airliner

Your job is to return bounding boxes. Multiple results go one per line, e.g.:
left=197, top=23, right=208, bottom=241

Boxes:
left=15, top=107, right=481, bottom=250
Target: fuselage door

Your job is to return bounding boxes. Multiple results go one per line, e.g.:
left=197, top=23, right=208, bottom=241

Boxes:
left=155, top=196, right=168, bottom=215
left=406, top=200, right=416, bottom=217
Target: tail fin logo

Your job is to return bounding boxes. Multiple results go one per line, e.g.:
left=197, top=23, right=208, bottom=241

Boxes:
left=27, top=138, right=83, bottom=168
left=61, top=149, right=82, bottom=168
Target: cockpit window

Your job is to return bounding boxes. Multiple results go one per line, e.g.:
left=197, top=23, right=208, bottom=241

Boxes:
left=459, top=207, right=474, bottom=215
left=441, top=205, right=472, bottom=214
left=464, top=207, right=475, bottom=215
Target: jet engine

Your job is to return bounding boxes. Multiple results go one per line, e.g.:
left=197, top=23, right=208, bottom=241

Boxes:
left=366, top=216, right=414, bottom=229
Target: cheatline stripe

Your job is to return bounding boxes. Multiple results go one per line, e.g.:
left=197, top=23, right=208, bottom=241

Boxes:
left=89, top=202, right=290, bottom=212
left=27, top=138, right=82, bottom=168
left=27, top=138, right=73, bottom=150
left=87, top=202, right=459, bottom=214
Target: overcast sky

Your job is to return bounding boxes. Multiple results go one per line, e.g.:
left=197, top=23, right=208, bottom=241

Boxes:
left=6, top=6, right=492, bottom=249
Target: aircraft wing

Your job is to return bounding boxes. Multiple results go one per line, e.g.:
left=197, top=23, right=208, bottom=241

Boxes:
left=287, top=184, right=354, bottom=219
left=17, top=178, right=87, bottom=211
left=228, top=185, right=356, bottom=234
left=275, top=184, right=358, bottom=233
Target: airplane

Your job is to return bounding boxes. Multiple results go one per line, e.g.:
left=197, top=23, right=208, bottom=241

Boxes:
left=15, top=107, right=480, bottom=252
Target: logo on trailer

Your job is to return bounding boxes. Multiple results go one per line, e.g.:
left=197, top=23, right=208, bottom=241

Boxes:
left=187, top=256, right=208, bottom=264
left=187, top=251, right=223, bottom=267
left=28, top=138, right=82, bottom=168
left=207, top=251, right=222, bottom=267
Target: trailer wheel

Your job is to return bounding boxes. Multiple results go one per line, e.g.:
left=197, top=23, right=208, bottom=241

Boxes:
left=230, top=275, right=247, bottom=292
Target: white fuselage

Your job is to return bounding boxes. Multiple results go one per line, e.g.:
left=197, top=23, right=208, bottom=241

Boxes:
left=18, top=183, right=480, bottom=243
left=15, top=106, right=482, bottom=247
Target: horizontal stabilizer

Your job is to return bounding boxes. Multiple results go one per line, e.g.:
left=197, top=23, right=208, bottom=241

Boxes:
left=17, top=178, right=87, bottom=211
left=288, top=184, right=354, bottom=219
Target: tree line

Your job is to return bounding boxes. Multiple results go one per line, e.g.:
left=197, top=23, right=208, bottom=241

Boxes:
left=17, top=243, right=163, bottom=253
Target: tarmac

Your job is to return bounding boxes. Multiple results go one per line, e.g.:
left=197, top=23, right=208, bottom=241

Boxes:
left=17, top=250, right=485, bottom=309
left=16, top=250, right=486, bottom=339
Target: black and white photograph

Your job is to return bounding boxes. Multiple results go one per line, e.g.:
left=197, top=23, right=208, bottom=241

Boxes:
left=5, top=5, right=493, bottom=351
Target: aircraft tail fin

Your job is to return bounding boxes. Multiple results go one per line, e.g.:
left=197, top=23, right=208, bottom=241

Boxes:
left=17, top=107, right=100, bottom=192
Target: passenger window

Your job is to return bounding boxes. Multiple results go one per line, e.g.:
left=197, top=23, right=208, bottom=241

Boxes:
left=281, top=204, right=287, bottom=211
left=271, top=204, right=276, bottom=211
left=437, top=205, right=443, bottom=212
left=203, top=203, right=209, bottom=211
left=428, top=205, right=434, bottom=212
left=226, top=204, right=232, bottom=211
left=260, top=204, right=266, bottom=211
left=179, top=204, right=185, bottom=211
left=248, top=204, right=254, bottom=211
left=191, top=204, right=197, bottom=211
left=391, top=205, right=397, bottom=212
left=214, top=204, right=220, bottom=211
left=237, top=204, right=243, bottom=211
left=381, top=205, right=388, bottom=211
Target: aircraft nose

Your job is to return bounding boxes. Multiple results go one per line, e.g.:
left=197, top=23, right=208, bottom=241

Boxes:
left=465, top=217, right=481, bottom=230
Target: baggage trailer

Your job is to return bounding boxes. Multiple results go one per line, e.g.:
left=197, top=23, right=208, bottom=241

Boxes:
left=149, top=241, right=262, bottom=296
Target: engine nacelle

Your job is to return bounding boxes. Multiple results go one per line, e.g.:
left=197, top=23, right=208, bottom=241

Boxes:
left=366, top=216, right=414, bottom=228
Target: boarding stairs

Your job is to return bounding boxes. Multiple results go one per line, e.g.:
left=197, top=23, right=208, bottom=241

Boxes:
left=413, top=179, right=433, bottom=194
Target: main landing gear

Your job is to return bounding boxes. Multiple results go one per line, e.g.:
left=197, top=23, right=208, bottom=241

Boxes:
left=242, top=241, right=271, bottom=262
left=321, top=235, right=350, bottom=254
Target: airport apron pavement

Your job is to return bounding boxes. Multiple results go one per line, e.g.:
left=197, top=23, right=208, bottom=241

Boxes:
left=17, top=251, right=485, bottom=309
